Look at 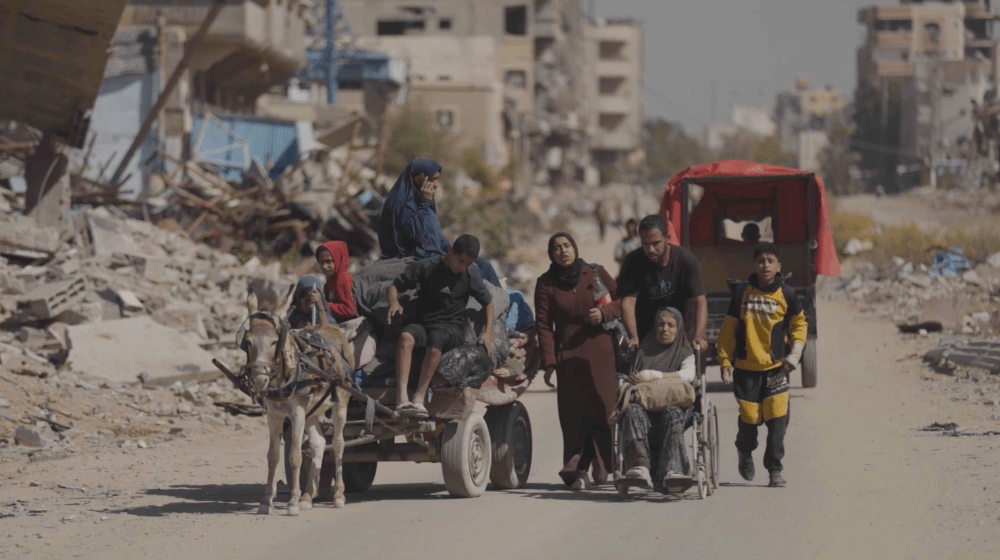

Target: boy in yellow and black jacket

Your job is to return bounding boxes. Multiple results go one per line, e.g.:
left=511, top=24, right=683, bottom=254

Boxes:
left=717, top=243, right=808, bottom=488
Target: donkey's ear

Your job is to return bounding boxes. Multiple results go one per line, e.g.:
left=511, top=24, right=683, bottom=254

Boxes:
left=247, top=287, right=259, bottom=314
left=277, top=283, right=294, bottom=313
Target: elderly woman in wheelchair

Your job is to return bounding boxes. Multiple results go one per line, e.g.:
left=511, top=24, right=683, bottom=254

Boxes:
left=615, top=307, right=697, bottom=494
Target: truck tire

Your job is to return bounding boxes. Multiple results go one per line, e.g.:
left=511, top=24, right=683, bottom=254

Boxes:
left=801, top=338, right=818, bottom=388
left=441, top=412, right=492, bottom=498
left=343, top=461, right=378, bottom=494
left=484, top=401, right=533, bottom=490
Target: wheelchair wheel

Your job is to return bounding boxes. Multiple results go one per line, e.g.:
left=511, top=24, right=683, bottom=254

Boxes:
left=617, top=483, right=631, bottom=501
left=708, top=403, right=720, bottom=492
left=697, top=468, right=708, bottom=500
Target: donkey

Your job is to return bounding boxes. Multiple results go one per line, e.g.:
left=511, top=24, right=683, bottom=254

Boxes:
left=242, top=285, right=353, bottom=514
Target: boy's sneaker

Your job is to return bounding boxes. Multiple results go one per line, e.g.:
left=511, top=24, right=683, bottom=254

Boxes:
left=737, top=451, right=755, bottom=481
left=768, top=470, right=786, bottom=488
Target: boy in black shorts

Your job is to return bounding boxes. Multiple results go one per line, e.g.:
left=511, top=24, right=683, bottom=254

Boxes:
left=387, top=234, right=494, bottom=418
left=717, top=242, right=808, bottom=487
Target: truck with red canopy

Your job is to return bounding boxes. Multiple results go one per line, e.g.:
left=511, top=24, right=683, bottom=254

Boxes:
left=660, top=160, right=840, bottom=387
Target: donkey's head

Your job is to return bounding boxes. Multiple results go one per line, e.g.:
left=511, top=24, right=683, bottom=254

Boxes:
left=241, top=281, right=294, bottom=397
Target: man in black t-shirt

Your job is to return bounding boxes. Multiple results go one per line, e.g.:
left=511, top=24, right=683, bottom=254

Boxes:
left=387, top=234, right=494, bottom=418
left=616, top=214, right=708, bottom=352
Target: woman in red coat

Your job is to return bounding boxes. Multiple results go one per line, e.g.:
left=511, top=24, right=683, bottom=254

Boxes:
left=535, top=232, right=622, bottom=490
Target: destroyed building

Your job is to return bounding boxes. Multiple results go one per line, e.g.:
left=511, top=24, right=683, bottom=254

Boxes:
left=585, top=18, right=644, bottom=181
left=857, top=0, right=1000, bottom=184
left=773, top=77, right=847, bottom=172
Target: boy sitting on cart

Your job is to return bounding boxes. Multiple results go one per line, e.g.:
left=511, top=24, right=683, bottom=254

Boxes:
left=387, top=234, right=494, bottom=418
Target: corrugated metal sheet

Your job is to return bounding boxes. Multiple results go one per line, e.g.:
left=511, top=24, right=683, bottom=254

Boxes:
left=191, top=114, right=304, bottom=181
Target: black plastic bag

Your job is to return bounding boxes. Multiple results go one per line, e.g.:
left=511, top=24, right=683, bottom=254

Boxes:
left=436, top=344, right=494, bottom=389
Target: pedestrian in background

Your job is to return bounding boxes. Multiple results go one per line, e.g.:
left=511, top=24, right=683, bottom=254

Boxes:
left=535, top=232, right=622, bottom=490
left=595, top=201, right=609, bottom=242
left=614, top=218, right=641, bottom=271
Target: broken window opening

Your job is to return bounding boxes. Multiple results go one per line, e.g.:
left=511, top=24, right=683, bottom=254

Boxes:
left=377, top=19, right=425, bottom=36
left=435, top=109, right=455, bottom=132
left=598, top=76, right=625, bottom=96
left=505, top=5, right=528, bottom=36
left=599, top=41, right=626, bottom=61
left=598, top=113, right=626, bottom=131
left=505, top=70, right=527, bottom=89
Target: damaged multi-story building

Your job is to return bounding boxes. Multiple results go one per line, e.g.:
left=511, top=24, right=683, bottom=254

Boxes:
left=585, top=18, right=644, bottom=182
left=773, top=77, right=846, bottom=172
left=339, top=0, right=536, bottom=170
left=857, top=0, right=1000, bottom=184
left=340, top=0, right=644, bottom=187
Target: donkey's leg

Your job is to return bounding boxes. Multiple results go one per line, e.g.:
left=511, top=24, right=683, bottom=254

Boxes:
left=286, top=406, right=306, bottom=516
left=300, top=419, right=324, bottom=511
left=258, top=409, right=282, bottom=515
left=332, top=388, right=350, bottom=508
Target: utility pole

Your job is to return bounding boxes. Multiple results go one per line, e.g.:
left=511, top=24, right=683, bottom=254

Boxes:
left=929, top=59, right=941, bottom=189
left=326, top=0, right=338, bottom=105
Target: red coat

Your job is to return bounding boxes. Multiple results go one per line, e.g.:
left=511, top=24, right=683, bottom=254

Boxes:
left=320, top=241, right=357, bottom=322
left=535, top=263, right=622, bottom=482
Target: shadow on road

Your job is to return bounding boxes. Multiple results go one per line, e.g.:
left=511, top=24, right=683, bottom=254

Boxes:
left=501, top=482, right=714, bottom=503
left=347, top=483, right=450, bottom=503
left=112, top=484, right=261, bottom=516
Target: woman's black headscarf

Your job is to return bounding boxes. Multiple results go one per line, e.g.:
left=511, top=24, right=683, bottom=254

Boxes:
left=547, top=232, right=584, bottom=290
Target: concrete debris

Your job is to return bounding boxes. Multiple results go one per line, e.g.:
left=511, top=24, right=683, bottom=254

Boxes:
left=14, top=426, right=47, bottom=448
left=22, top=277, right=87, bottom=320
left=924, top=339, right=1000, bottom=374
left=986, top=251, right=1000, bottom=269
left=115, top=290, right=144, bottom=314
left=65, top=316, right=218, bottom=384
left=844, top=238, right=874, bottom=256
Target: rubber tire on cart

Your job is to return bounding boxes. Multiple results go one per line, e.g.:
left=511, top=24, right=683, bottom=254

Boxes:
left=484, top=401, right=533, bottom=490
left=441, top=412, right=492, bottom=498
left=800, top=338, right=818, bottom=388
left=342, top=461, right=378, bottom=494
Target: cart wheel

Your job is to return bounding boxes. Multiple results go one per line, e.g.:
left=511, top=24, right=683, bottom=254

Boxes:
left=484, top=402, right=533, bottom=490
left=343, top=461, right=378, bottom=494
left=801, top=338, right=818, bottom=388
left=441, top=412, right=492, bottom=498
left=697, top=468, right=707, bottom=500
left=709, top=404, right=720, bottom=491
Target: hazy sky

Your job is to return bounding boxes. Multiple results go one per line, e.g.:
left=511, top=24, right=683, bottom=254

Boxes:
left=596, top=0, right=874, bottom=134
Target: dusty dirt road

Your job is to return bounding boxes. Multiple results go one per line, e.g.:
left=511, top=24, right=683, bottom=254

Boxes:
left=4, top=220, right=1000, bottom=559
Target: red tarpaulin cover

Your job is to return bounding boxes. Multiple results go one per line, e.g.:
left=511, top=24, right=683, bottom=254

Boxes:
left=660, top=160, right=840, bottom=277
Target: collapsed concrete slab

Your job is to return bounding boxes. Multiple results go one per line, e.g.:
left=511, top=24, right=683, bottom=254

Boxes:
left=65, top=316, right=219, bottom=384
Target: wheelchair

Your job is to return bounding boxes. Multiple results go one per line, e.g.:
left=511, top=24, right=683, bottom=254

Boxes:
left=611, top=347, right=720, bottom=500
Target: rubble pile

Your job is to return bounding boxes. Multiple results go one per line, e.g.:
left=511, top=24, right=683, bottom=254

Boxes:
left=841, top=251, right=1000, bottom=337
left=134, top=147, right=390, bottom=261
left=0, top=181, right=303, bottom=457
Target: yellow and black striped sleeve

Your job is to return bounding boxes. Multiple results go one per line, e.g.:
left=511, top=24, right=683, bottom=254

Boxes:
left=716, top=286, right=743, bottom=368
left=782, top=286, right=809, bottom=366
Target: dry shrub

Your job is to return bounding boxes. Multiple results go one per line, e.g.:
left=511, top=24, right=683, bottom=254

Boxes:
left=829, top=209, right=877, bottom=253
left=831, top=208, right=1000, bottom=270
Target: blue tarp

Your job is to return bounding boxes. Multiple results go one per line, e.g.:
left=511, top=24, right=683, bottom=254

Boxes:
left=190, top=114, right=301, bottom=183
left=930, top=247, right=971, bottom=278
